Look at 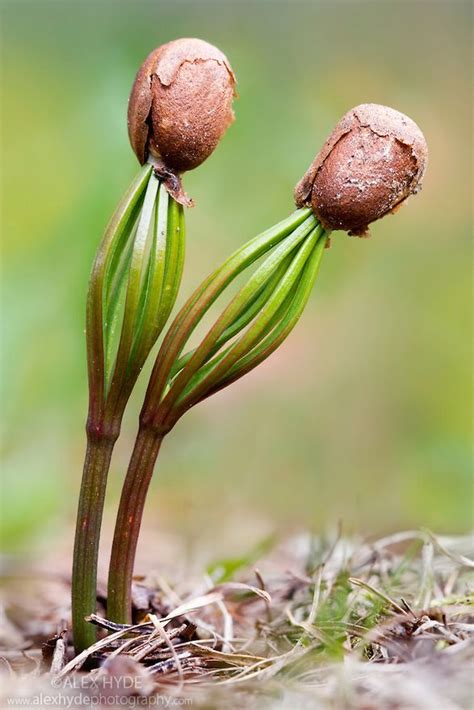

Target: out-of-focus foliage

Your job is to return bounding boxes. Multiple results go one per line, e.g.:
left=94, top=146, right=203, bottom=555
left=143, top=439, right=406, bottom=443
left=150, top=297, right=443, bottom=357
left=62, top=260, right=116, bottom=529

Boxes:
left=1, top=1, right=472, bottom=551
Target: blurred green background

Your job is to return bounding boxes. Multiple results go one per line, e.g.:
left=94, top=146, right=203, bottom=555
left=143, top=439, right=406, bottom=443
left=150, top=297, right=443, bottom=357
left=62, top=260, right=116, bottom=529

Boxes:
left=1, top=0, right=472, bottom=557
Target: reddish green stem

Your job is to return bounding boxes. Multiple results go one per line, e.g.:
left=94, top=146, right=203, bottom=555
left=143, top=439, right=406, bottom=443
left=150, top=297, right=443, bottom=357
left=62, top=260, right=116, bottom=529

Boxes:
left=106, top=426, right=164, bottom=624
left=71, top=432, right=117, bottom=652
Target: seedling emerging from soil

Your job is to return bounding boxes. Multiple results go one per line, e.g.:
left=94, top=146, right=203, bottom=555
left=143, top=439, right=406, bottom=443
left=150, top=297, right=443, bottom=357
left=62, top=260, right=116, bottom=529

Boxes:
left=72, top=38, right=236, bottom=652
left=106, top=103, right=428, bottom=625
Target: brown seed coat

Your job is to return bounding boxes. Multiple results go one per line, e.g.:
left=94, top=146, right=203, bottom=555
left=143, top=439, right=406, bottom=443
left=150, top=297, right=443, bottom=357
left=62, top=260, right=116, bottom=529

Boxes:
left=294, top=104, right=428, bottom=236
left=128, top=38, right=236, bottom=205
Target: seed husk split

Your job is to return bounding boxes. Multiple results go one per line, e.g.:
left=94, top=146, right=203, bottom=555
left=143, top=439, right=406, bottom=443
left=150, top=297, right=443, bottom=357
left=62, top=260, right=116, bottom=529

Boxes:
left=294, top=103, right=428, bottom=236
left=128, top=38, right=236, bottom=206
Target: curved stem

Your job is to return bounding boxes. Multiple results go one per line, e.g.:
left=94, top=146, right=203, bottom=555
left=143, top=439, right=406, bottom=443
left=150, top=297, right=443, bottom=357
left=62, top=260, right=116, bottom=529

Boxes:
left=169, top=253, right=293, bottom=380
left=107, top=427, right=164, bottom=624
left=72, top=434, right=117, bottom=652
left=106, top=217, right=326, bottom=624
left=141, top=209, right=313, bottom=423
left=173, top=225, right=323, bottom=414
left=148, top=214, right=316, bottom=430
left=194, top=230, right=329, bottom=404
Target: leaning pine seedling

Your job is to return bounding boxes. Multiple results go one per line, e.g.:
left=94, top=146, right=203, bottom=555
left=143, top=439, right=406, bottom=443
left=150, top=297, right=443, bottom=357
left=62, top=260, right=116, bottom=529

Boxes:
left=72, top=37, right=236, bottom=652
left=106, top=104, right=428, bottom=624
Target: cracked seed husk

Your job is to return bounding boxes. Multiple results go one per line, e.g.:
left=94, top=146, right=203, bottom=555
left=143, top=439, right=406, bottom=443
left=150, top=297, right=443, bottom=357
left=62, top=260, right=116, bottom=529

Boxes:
left=294, top=104, right=428, bottom=236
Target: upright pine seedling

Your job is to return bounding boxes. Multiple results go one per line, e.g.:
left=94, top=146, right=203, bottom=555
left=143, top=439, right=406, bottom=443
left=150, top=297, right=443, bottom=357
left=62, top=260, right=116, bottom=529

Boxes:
left=72, top=38, right=236, bottom=652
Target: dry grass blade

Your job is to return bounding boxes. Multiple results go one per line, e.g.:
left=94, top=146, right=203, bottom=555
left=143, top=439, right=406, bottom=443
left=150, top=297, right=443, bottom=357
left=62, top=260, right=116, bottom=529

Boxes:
left=132, top=623, right=188, bottom=662
left=348, top=577, right=408, bottom=615
left=160, top=592, right=224, bottom=621
left=148, top=614, right=184, bottom=689
left=286, top=606, right=327, bottom=643
left=424, top=530, right=474, bottom=568
left=188, top=643, right=268, bottom=667
left=49, top=631, right=67, bottom=675
left=213, top=581, right=272, bottom=604
left=55, top=619, right=152, bottom=677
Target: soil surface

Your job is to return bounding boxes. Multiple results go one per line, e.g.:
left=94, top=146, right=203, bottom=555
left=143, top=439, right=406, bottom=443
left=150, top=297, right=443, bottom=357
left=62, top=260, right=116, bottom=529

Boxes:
left=1, top=530, right=473, bottom=709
